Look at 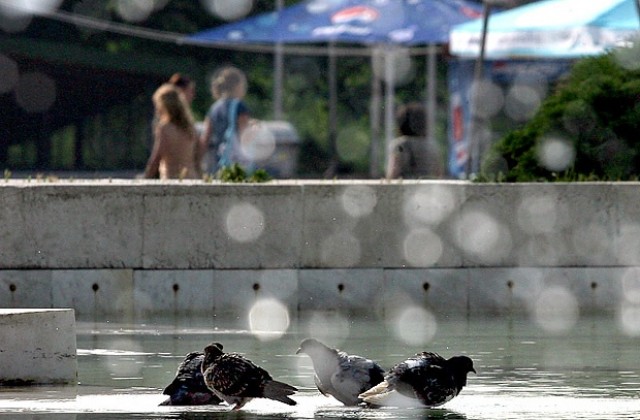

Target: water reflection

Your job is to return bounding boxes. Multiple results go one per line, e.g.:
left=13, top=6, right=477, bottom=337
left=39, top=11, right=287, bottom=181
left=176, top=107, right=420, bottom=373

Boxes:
left=0, top=315, right=638, bottom=419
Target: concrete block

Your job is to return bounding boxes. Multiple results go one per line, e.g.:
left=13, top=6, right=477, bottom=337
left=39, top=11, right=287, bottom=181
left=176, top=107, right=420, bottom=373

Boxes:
left=395, top=183, right=466, bottom=268
left=19, top=185, right=144, bottom=268
left=211, top=269, right=298, bottom=315
left=133, top=270, right=214, bottom=315
left=0, top=187, right=26, bottom=268
left=0, top=309, right=77, bottom=385
left=0, top=270, right=52, bottom=308
left=141, top=185, right=303, bottom=269
left=383, top=268, right=469, bottom=316
left=613, top=183, right=640, bottom=265
left=51, top=270, right=134, bottom=317
left=298, top=269, right=384, bottom=312
left=468, top=267, right=547, bottom=316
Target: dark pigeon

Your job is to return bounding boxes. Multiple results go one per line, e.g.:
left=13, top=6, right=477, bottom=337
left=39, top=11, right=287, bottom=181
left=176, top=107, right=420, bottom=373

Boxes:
left=296, top=338, right=385, bottom=406
left=201, top=342, right=298, bottom=410
left=359, top=352, right=475, bottom=407
left=160, top=351, right=223, bottom=406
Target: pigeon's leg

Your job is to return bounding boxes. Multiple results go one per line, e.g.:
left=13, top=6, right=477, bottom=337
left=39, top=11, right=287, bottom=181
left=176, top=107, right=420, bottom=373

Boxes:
left=231, top=398, right=250, bottom=410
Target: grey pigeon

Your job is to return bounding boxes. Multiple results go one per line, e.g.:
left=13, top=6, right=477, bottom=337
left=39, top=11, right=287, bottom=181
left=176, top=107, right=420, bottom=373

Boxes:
left=296, top=338, right=385, bottom=406
left=201, top=342, right=297, bottom=410
left=359, top=352, right=475, bottom=407
left=160, top=351, right=223, bottom=406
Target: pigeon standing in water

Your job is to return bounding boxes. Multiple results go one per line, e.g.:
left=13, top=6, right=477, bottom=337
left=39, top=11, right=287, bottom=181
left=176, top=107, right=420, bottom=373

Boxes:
left=201, top=342, right=298, bottom=410
left=359, top=352, right=475, bottom=407
left=160, top=351, right=223, bottom=406
left=296, top=338, right=385, bottom=406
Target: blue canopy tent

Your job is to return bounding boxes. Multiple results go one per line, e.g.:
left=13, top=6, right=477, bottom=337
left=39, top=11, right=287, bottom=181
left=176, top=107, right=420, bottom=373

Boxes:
left=450, top=0, right=640, bottom=59
left=188, top=0, right=483, bottom=177
left=446, top=0, right=640, bottom=178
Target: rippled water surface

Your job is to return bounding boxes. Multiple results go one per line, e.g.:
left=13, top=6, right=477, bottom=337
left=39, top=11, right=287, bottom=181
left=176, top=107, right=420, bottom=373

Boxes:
left=0, top=314, right=638, bottom=419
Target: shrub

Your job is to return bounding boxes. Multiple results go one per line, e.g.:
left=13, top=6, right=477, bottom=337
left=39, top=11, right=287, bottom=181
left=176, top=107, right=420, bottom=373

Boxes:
left=484, top=40, right=640, bottom=182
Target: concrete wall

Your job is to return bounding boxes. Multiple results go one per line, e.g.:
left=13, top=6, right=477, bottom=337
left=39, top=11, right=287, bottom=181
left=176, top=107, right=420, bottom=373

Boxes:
left=1, top=180, right=640, bottom=317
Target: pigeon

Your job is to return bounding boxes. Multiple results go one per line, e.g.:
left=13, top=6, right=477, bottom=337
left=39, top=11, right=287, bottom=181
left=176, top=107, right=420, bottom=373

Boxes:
left=296, top=338, right=385, bottom=406
left=160, top=351, right=223, bottom=406
left=201, top=342, right=298, bottom=410
left=359, top=352, right=475, bottom=408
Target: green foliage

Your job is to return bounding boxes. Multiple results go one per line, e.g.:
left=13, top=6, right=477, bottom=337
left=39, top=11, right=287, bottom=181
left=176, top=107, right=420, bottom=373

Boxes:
left=216, top=164, right=272, bottom=183
left=485, top=40, right=640, bottom=182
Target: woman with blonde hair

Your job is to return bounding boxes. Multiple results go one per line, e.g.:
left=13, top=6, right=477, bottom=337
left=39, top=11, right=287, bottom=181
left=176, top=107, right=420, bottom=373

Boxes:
left=144, top=83, right=205, bottom=179
left=200, top=66, right=252, bottom=173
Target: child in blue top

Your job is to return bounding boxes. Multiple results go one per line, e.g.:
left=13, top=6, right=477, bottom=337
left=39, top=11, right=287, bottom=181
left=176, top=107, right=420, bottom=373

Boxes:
left=200, top=66, right=251, bottom=173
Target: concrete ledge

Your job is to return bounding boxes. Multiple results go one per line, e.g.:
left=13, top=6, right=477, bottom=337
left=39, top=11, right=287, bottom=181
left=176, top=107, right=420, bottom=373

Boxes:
left=1, top=268, right=636, bottom=317
left=0, top=309, right=77, bottom=385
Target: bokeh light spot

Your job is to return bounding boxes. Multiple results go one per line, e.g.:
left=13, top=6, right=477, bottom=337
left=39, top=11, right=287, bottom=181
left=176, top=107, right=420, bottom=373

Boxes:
left=392, top=306, right=437, bottom=346
left=200, top=0, right=254, bottom=21
left=537, top=136, right=575, bottom=172
left=372, top=47, right=415, bottom=86
left=225, top=203, right=265, bottom=243
left=320, top=231, right=361, bottom=267
left=115, top=0, right=155, bottom=22
left=403, top=186, right=457, bottom=226
left=469, top=80, right=504, bottom=119
left=621, top=267, right=640, bottom=304
left=534, top=285, right=579, bottom=334
left=504, top=84, right=541, bottom=122
left=403, top=228, right=442, bottom=267
left=612, top=41, right=640, bottom=71
left=517, top=194, right=558, bottom=234
left=249, top=298, right=290, bottom=341
left=341, top=185, right=377, bottom=218
left=454, top=209, right=512, bottom=264
left=618, top=302, right=640, bottom=336
left=0, top=54, right=19, bottom=94
left=15, top=71, right=56, bottom=113
left=336, top=125, right=370, bottom=163
left=306, top=312, right=351, bottom=344
left=240, top=123, right=276, bottom=162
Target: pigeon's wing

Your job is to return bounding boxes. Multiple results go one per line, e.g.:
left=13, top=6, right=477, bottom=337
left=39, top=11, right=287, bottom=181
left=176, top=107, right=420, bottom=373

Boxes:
left=211, top=354, right=272, bottom=398
left=164, top=352, right=210, bottom=394
left=330, top=354, right=385, bottom=405
left=412, top=365, right=457, bottom=406
left=393, top=353, right=457, bottom=406
left=314, top=374, right=331, bottom=397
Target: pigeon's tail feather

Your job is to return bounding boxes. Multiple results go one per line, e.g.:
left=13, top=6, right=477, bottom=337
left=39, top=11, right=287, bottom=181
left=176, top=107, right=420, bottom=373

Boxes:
left=359, top=381, right=422, bottom=408
left=358, top=380, right=391, bottom=405
left=263, top=380, right=298, bottom=406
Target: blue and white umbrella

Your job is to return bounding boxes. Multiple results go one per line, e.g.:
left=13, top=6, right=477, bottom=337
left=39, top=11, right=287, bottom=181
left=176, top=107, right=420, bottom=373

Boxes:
left=450, top=0, right=640, bottom=59
left=191, top=0, right=482, bottom=46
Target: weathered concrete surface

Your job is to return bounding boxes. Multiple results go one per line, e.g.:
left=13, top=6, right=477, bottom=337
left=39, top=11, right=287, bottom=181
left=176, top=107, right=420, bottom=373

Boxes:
left=0, top=309, right=77, bottom=384
left=1, top=180, right=639, bottom=316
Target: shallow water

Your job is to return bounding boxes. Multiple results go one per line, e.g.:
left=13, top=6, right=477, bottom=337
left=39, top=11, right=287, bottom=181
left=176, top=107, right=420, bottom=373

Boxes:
left=0, top=313, right=638, bottom=419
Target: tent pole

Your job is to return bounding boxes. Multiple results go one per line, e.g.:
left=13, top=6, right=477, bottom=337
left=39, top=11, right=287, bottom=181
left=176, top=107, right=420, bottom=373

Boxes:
left=369, top=48, right=382, bottom=178
left=324, top=42, right=339, bottom=178
left=274, top=0, right=284, bottom=120
left=384, top=47, right=395, bottom=172
left=426, top=44, right=437, bottom=146
left=467, top=2, right=492, bottom=177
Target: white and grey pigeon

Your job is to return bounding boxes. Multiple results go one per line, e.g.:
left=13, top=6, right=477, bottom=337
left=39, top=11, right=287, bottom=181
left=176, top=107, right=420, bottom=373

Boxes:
left=296, top=338, right=385, bottom=406
left=201, top=342, right=298, bottom=410
left=359, top=352, right=475, bottom=408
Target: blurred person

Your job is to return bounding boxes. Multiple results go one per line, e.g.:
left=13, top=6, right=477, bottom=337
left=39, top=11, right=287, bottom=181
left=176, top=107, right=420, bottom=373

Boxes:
left=144, top=83, right=205, bottom=180
left=200, top=66, right=252, bottom=173
left=386, top=102, right=444, bottom=179
left=168, top=72, right=196, bottom=106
